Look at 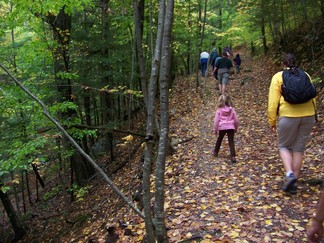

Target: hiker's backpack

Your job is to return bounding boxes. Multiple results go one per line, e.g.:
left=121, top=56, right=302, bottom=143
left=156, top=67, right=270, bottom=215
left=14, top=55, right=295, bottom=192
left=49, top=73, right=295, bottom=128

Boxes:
left=210, top=51, right=218, bottom=64
left=281, top=68, right=316, bottom=104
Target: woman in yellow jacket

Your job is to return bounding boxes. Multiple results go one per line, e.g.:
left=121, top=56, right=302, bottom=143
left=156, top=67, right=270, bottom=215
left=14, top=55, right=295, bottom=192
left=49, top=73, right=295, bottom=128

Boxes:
left=268, top=53, right=316, bottom=194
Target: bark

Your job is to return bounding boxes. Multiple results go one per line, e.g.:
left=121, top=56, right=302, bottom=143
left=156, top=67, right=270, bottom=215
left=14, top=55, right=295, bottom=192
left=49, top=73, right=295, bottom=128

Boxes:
left=261, top=17, right=268, bottom=54
left=47, top=7, right=72, bottom=102
left=47, top=7, right=95, bottom=183
left=186, top=1, right=192, bottom=75
left=100, top=0, right=112, bottom=125
left=133, top=0, right=149, bottom=109
left=142, top=0, right=166, bottom=240
left=154, top=0, right=174, bottom=241
left=196, top=0, right=207, bottom=88
left=0, top=182, right=25, bottom=241
left=260, top=0, right=268, bottom=54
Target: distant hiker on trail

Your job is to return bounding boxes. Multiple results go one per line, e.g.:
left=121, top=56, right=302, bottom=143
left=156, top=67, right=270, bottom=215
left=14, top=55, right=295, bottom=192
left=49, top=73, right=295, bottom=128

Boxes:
left=200, top=51, right=209, bottom=77
left=209, top=48, right=219, bottom=69
left=213, top=94, right=239, bottom=163
left=224, top=46, right=232, bottom=58
left=233, top=53, right=241, bottom=74
left=213, top=56, right=222, bottom=80
left=267, top=53, right=316, bottom=194
left=307, top=189, right=324, bottom=242
left=213, top=51, right=233, bottom=94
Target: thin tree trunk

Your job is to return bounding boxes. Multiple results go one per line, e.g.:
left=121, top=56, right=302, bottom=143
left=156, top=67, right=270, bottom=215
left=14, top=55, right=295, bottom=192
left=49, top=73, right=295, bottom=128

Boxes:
left=0, top=182, right=25, bottom=240
left=260, top=0, right=268, bottom=54
left=133, top=0, right=149, bottom=110
left=142, top=0, right=166, bottom=240
left=196, top=0, right=207, bottom=88
left=10, top=172, right=20, bottom=214
left=154, top=0, right=174, bottom=241
left=25, top=170, right=33, bottom=205
left=21, top=171, right=26, bottom=214
left=261, top=17, right=268, bottom=54
left=186, top=0, right=192, bottom=75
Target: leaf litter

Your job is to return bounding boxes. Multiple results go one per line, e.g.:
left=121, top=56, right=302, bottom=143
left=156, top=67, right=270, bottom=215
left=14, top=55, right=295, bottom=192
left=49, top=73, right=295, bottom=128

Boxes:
left=164, top=49, right=323, bottom=242
left=20, top=50, right=323, bottom=242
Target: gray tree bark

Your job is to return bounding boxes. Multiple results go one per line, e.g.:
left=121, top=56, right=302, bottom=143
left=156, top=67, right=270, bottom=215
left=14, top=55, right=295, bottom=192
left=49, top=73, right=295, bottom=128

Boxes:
left=154, top=0, right=174, bottom=241
left=142, top=0, right=166, bottom=240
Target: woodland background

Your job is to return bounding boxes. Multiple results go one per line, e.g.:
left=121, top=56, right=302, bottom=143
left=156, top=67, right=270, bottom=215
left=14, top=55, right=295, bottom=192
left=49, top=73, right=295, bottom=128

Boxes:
left=0, top=0, right=323, bottom=242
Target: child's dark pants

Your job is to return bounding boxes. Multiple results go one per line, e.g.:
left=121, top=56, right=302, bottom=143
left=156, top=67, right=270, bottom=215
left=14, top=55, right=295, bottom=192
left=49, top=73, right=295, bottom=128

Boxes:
left=214, top=129, right=236, bottom=158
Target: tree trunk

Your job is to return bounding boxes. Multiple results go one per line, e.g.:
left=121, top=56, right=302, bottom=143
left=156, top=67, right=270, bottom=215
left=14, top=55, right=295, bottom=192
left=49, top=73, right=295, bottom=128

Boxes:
left=154, top=0, right=174, bottom=241
left=0, top=183, right=25, bottom=241
left=261, top=17, right=268, bottom=54
left=100, top=0, right=113, bottom=125
left=260, top=0, right=268, bottom=54
left=47, top=6, right=95, bottom=184
left=196, top=0, right=207, bottom=88
left=186, top=1, right=192, bottom=75
left=142, top=0, right=166, bottom=240
left=133, top=0, right=149, bottom=110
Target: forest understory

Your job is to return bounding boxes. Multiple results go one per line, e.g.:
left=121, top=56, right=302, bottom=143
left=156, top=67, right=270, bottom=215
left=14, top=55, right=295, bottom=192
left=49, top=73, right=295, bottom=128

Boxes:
left=6, top=46, right=322, bottom=243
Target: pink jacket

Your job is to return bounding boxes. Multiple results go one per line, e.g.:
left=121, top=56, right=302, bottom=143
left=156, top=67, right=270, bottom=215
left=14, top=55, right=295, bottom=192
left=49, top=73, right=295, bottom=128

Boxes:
left=214, top=106, right=239, bottom=132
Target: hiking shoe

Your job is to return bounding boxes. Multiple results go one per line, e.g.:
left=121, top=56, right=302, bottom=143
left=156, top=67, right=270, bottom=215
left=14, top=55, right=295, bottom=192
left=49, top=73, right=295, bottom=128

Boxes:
left=231, top=157, right=237, bottom=163
left=282, top=174, right=297, bottom=192
left=289, top=184, right=298, bottom=194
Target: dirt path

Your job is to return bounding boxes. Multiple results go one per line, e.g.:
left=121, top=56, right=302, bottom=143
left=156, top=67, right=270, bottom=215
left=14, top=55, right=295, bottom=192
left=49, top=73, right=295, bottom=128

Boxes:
left=166, top=51, right=323, bottom=242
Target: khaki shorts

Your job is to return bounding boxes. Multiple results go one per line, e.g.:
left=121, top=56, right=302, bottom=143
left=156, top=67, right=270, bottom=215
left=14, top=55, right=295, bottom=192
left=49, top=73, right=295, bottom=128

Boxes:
left=217, top=69, right=229, bottom=85
left=278, top=116, right=315, bottom=152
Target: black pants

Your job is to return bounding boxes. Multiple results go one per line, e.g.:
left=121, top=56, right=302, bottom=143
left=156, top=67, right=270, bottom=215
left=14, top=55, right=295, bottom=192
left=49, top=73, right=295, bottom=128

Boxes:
left=214, top=129, right=236, bottom=158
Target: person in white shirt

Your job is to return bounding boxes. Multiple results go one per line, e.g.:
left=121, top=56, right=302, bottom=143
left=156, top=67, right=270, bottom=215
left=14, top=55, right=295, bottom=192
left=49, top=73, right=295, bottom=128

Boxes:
left=200, top=51, right=209, bottom=77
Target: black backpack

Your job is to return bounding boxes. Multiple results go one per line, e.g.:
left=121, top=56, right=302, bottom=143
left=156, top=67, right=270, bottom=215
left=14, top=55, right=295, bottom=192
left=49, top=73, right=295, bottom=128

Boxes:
left=281, top=67, right=316, bottom=104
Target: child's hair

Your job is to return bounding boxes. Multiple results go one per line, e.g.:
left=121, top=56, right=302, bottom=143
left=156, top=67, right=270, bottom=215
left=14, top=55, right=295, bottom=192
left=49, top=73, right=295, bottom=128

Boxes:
left=218, top=94, right=233, bottom=107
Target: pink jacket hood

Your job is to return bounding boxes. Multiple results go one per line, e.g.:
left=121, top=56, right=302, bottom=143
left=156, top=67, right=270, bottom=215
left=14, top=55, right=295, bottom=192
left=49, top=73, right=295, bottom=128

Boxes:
left=214, top=106, right=239, bottom=132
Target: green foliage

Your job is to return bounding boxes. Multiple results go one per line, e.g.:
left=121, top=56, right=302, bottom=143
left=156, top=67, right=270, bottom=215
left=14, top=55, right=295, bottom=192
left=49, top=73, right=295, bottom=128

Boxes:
left=68, top=184, right=92, bottom=201
left=0, top=185, right=10, bottom=193
left=43, top=185, right=62, bottom=201
left=312, top=77, right=322, bottom=85
left=50, top=101, right=78, bottom=114
left=56, top=71, right=79, bottom=80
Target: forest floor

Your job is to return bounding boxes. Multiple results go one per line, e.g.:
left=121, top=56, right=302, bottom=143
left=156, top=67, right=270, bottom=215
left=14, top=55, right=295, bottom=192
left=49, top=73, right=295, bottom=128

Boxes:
left=18, top=49, right=324, bottom=243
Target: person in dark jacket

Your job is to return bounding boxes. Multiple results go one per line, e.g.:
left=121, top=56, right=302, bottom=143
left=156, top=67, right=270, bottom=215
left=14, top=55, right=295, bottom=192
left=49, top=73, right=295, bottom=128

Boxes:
left=213, top=52, right=233, bottom=94
left=233, top=53, right=241, bottom=73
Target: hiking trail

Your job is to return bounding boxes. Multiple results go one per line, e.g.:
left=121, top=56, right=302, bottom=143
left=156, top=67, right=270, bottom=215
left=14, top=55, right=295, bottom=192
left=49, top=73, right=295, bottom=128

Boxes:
left=164, top=49, right=323, bottom=242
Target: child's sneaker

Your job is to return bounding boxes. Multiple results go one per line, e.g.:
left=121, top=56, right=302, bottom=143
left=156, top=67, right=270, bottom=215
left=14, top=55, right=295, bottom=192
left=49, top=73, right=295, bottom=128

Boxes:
left=283, top=173, right=297, bottom=192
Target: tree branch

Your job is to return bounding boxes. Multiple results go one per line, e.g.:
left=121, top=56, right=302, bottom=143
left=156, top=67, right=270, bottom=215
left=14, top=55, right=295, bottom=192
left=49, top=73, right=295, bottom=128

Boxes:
left=0, top=63, right=144, bottom=219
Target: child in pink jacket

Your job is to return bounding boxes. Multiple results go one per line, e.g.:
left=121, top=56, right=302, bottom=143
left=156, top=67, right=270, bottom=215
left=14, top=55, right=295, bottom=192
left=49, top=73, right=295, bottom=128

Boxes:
left=213, top=95, right=239, bottom=163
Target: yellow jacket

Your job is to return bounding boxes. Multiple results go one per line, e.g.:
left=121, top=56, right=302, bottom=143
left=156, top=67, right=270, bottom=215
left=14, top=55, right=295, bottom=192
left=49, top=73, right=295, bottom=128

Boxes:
left=268, top=71, right=316, bottom=127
